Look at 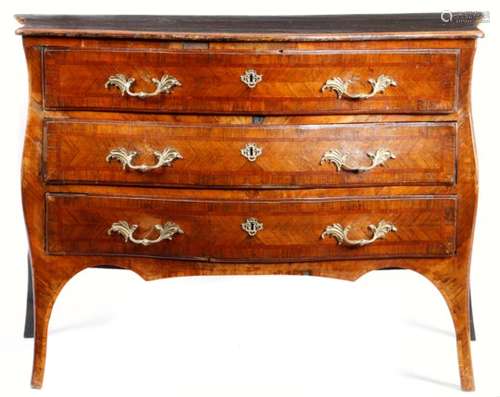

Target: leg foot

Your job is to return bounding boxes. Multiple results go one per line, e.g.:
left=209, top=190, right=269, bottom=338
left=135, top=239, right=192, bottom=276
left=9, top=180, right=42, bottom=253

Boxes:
left=451, top=291, right=475, bottom=391
left=24, top=255, right=34, bottom=338
left=31, top=269, right=54, bottom=389
left=428, top=271, right=475, bottom=391
left=30, top=260, right=82, bottom=389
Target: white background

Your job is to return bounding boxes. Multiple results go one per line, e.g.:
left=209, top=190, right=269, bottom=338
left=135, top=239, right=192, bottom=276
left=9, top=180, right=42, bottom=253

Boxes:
left=0, top=1, right=498, bottom=396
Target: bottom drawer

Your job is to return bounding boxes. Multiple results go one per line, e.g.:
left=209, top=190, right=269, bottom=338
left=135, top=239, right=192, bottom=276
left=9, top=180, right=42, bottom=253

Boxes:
left=46, top=194, right=456, bottom=261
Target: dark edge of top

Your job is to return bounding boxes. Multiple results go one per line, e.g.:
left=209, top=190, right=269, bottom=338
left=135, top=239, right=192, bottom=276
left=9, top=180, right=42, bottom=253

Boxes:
left=15, top=14, right=486, bottom=42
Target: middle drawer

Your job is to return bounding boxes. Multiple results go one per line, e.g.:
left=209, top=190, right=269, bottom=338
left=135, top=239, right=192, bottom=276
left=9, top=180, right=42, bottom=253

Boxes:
left=44, top=121, right=456, bottom=188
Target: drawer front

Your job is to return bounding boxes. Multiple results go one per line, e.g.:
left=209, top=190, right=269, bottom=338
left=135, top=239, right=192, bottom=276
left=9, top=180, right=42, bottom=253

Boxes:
left=43, top=48, right=459, bottom=114
left=46, top=194, right=456, bottom=261
left=44, top=121, right=456, bottom=188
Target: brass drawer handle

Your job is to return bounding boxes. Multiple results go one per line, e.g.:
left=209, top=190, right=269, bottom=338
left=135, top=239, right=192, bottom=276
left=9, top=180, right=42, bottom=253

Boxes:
left=105, top=73, right=181, bottom=98
left=320, top=148, right=396, bottom=173
left=108, top=220, right=183, bottom=246
left=106, top=147, right=183, bottom=172
left=321, top=220, right=397, bottom=247
left=321, top=75, right=397, bottom=99
left=241, top=217, right=264, bottom=237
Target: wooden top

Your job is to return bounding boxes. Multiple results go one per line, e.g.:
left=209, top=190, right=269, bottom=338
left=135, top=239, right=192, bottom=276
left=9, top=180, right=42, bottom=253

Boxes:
left=15, top=14, right=485, bottom=41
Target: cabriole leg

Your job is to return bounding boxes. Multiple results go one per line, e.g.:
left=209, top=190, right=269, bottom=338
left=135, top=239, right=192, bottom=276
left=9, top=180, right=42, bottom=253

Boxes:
left=430, top=272, right=475, bottom=391
left=30, top=261, right=82, bottom=389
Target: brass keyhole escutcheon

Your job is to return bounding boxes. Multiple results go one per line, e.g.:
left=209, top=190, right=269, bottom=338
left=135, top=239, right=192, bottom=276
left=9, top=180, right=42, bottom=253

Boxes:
left=240, top=143, right=263, bottom=162
left=241, top=218, right=264, bottom=237
left=241, top=69, right=263, bottom=88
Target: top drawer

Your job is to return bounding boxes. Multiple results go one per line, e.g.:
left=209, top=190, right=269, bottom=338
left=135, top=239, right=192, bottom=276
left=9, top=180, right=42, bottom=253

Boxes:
left=43, top=48, right=459, bottom=115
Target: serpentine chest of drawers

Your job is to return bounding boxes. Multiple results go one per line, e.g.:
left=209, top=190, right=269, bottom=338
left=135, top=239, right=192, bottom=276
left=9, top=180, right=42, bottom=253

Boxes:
left=16, top=14, right=484, bottom=390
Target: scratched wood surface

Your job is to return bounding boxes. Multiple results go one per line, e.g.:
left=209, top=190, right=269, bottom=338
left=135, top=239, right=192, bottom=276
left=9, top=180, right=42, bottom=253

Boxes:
left=15, top=14, right=484, bottom=41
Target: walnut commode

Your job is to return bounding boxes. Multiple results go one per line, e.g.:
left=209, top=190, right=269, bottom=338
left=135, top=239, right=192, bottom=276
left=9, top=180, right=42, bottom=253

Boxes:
left=16, top=13, right=484, bottom=390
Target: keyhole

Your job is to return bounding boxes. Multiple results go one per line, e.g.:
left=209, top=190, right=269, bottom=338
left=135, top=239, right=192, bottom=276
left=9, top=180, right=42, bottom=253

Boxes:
left=241, top=69, right=262, bottom=88
left=240, top=143, right=262, bottom=162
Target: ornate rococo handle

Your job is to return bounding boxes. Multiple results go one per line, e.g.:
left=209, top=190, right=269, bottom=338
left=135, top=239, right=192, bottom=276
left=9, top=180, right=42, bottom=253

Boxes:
left=321, top=75, right=397, bottom=99
left=320, top=148, right=396, bottom=173
left=105, top=74, right=181, bottom=98
left=106, top=147, right=183, bottom=172
left=321, top=220, right=397, bottom=247
left=107, top=220, right=184, bottom=246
